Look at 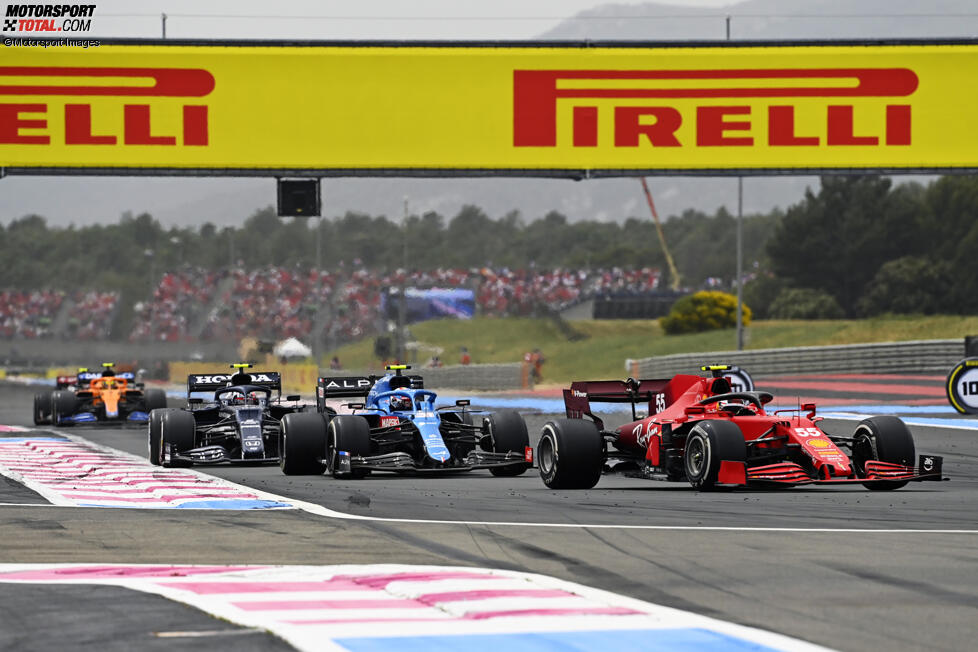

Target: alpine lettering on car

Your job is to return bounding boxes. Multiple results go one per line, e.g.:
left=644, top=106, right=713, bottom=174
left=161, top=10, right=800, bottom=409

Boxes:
left=322, top=379, right=373, bottom=389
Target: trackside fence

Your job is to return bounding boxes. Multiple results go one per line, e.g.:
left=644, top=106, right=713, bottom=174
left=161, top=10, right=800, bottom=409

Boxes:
left=629, top=339, right=964, bottom=378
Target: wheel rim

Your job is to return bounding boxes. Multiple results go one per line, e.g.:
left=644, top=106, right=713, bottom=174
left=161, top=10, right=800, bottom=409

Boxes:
left=538, top=431, right=556, bottom=474
left=686, top=435, right=706, bottom=478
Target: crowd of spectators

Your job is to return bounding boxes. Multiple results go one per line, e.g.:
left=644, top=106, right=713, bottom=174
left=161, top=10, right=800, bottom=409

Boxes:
left=0, top=290, right=64, bottom=339
left=200, top=266, right=335, bottom=341
left=63, top=291, right=119, bottom=340
left=474, top=267, right=586, bottom=317
left=129, top=268, right=223, bottom=342
left=3, top=265, right=666, bottom=343
left=587, top=267, right=662, bottom=296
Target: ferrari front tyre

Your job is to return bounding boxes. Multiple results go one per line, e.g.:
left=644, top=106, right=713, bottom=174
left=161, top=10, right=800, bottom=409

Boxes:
left=684, top=420, right=746, bottom=491
left=537, top=419, right=603, bottom=489
left=147, top=408, right=166, bottom=465
left=327, top=415, right=371, bottom=479
left=160, top=409, right=196, bottom=467
left=50, top=390, right=77, bottom=427
left=851, top=416, right=915, bottom=491
left=144, top=388, right=167, bottom=412
left=280, top=412, right=328, bottom=475
left=33, top=391, right=52, bottom=425
left=486, top=410, right=530, bottom=477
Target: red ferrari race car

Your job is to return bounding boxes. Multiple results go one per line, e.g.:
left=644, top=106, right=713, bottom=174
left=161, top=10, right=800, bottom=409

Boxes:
left=538, top=365, right=945, bottom=491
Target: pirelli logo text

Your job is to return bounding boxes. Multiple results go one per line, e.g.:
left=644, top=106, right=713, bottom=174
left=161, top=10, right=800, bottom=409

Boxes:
left=0, top=66, right=215, bottom=146
left=513, top=68, right=919, bottom=149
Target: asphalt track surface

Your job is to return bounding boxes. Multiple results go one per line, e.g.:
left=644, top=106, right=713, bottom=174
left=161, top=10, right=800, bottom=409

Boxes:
left=1, top=382, right=977, bottom=651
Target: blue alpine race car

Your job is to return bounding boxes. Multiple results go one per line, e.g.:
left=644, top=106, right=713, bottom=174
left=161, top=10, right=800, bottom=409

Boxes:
left=279, top=365, right=531, bottom=477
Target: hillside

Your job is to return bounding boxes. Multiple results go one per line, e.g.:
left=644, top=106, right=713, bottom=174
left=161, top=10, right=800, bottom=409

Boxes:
left=326, top=316, right=978, bottom=384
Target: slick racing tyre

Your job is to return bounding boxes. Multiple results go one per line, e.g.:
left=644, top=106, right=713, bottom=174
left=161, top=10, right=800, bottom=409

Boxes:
left=33, top=391, right=52, bottom=425
left=50, top=390, right=77, bottom=427
left=147, top=408, right=166, bottom=465
left=485, top=410, right=530, bottom=477
left=327, top=415, right=371, bottom=479
left=160, top=409, right=196, bottom=467
left=684, top=420, right=746, bottom=491
left=851, top=416, right=915, bottom=491
left=144, top=388, right=167, bottom=412
left=280, top=412, right=328, bottom=475
left=537, top=419, right=604, bottom=489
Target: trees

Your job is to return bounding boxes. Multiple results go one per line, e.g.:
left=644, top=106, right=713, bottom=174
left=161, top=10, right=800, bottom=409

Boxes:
left=766, top=176, right=927, bottom=316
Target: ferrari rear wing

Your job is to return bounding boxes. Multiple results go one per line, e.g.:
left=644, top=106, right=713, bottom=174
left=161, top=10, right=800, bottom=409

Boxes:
left=564, top=378, right=671, bottom=430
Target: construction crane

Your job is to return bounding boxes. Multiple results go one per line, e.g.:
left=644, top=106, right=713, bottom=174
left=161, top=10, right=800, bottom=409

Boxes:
left=639, top=177, right=681, bottom=291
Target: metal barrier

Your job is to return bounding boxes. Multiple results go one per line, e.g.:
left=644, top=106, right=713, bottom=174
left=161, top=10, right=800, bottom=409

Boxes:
left=629, top=339, right=964, bottom=378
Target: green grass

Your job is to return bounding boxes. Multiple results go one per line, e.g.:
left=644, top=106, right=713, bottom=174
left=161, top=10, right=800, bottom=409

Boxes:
left=325, top=315, right=978, bottom=385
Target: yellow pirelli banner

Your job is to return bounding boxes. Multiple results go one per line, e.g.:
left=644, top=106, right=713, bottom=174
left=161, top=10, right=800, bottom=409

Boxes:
left=2, top=39, right=978, bottom=175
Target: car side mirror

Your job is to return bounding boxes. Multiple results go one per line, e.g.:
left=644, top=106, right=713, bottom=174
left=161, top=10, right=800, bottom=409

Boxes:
left=802, top=403, right=816, bottom=419
left=286, top=395, right=300, bottom=402
left=188, top=398, right=203, bottom=405
left=346, top=402, right=365, bottom=410
left=455, top=399, right=470, bottom=407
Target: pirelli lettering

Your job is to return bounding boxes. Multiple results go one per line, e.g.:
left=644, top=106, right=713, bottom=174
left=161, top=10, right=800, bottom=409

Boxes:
left=512, top=68, right=918, bottom=149
left=2, top=41, right=978, bottom=173
left=0, top=67, right=213, bottom=146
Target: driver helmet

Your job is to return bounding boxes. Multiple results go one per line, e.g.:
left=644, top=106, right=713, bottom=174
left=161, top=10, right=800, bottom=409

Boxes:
left=389, top=395, right=412, bottom=411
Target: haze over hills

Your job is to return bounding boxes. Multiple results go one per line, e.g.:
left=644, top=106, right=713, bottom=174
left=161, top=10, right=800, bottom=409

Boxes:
left=1, top=0, right=972, bottom=228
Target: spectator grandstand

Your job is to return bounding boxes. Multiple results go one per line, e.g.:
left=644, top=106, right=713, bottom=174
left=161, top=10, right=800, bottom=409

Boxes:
left=0, top=290, right=64, bottom=339
left=64, top=291, right=120, bottom=340
left=129, top=267, right=223, bottom=342
left=5, top=265, right=666, bottom=343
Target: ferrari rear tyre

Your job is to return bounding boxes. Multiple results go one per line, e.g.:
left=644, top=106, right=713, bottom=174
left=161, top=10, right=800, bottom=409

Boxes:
left=280, top=412, right=328, bottom=475
left=486, top=410, right=530, bottom=477
left=144, top=388, right=167, bottom=412
left=327, top=415, right=371, bottom=479
left=147, top=408, right=166, bottom=465
left=33, top=391, right=52, bottom=425
left=684, top=420, right=746, bottom=491
left=537, top=419, right=603, bottom=489
left=852, top=416, right=915, bottom=491
left=160, top=409, right=196, bottom=467
left=50, top=390, right=77, bottom=427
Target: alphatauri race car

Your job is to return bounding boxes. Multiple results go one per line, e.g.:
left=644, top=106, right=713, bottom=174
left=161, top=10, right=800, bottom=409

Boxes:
left=147, top=364, right=304, bottom=466
left=538, top=365, right=945, bottom=491
left=278, top=365, right=531, bottom=477
left=36, top=364, right=166, bottom=426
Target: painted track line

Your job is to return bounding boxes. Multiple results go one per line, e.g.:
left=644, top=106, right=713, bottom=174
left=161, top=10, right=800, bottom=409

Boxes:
left=0, top=431, right=296, bottom=510
left=0, top=563, right=835, bottom=652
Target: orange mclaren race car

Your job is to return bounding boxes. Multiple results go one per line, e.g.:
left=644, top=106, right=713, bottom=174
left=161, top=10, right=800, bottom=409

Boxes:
left=42, top=363, right=167, bottom=426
